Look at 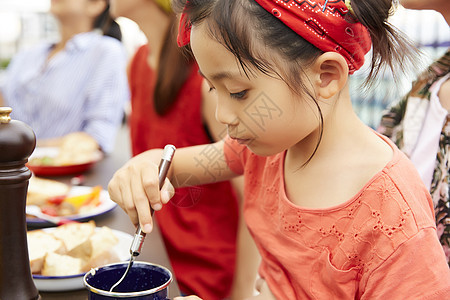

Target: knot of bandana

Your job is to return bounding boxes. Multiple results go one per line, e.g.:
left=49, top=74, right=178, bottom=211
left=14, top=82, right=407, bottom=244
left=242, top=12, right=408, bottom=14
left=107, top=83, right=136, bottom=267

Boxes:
left=177, top=0, right=372, bottom=74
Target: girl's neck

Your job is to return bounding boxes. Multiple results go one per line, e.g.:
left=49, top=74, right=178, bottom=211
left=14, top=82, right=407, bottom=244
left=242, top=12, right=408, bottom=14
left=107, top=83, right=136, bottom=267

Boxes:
left=130, top=4, right=171, bottom=70
left=287, top=86, right=361, bottom=166
left=284, top=86, right=392, bottom=208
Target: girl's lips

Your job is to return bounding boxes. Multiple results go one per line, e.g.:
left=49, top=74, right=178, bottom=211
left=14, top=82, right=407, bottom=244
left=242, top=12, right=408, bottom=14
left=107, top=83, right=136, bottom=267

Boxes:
left=231, top=137, right=251, bottom=145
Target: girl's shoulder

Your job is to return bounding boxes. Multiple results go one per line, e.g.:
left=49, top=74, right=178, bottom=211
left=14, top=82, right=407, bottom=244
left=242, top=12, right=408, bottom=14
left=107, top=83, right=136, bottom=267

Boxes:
left=317, top=151, right=437, bottom=275
left=357, top=143, right=436, bottom=236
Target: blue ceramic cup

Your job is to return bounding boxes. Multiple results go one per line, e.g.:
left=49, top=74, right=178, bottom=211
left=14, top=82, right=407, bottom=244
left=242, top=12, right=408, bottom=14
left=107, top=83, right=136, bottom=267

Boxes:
left=83, top=261, right=172, bottom=299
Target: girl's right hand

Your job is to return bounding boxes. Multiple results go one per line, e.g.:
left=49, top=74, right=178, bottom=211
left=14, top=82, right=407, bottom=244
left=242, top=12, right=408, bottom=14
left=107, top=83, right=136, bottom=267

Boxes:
left=108, top=149, right=175, bottom=233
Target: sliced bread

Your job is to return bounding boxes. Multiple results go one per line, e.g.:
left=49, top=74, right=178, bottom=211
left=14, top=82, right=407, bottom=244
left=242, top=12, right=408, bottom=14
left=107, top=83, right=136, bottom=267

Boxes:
left=51, top=220, right=96, bottom=252
left=41, top=252, right=84, bottom=276
left=27, top=230, right=66, bottom=274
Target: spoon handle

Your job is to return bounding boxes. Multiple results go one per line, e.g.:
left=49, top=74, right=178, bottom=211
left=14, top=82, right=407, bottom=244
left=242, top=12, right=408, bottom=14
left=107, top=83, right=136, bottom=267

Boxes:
left=130, top=144, right=176, bottom=257
left=109, top=145, right=176, bottom=293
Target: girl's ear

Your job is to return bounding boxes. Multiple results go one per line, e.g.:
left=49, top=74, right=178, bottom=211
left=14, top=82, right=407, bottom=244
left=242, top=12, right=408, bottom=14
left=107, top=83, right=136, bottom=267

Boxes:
left=313, top=52, right=349, bottom=99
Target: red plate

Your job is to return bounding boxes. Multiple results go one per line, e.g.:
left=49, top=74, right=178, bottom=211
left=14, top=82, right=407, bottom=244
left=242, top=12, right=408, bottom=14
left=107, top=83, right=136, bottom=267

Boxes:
left=27, top=147, right=102, bottom=176
left=27, top=161, right=97, bottom=176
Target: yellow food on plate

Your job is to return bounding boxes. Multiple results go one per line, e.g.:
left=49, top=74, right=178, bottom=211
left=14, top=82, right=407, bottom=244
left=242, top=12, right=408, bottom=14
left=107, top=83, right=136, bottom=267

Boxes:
left=64, top=186, right=102, bottom=210
left=27, top=221, right=120, bottom=276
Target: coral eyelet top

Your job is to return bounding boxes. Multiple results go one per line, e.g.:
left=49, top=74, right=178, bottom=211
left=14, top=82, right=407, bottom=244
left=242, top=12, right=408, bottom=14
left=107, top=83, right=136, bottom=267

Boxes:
left=224, top=133, right=450, bottom=299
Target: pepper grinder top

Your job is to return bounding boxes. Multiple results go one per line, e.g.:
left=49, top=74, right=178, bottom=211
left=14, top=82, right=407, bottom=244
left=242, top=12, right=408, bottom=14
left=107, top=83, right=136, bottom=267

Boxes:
left=0, top=106, right=12, bottom=123
left=0, top=106, right=36, bottom=165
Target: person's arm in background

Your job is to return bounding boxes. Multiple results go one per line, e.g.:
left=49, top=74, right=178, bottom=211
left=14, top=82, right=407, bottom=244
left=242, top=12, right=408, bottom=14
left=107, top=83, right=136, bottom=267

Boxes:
left=201, top=80, right=260, bottom=299
left=83, top=39, right=130, bottom=154
left=228, top=177, right=261, bottom=300
left=121, top=48, right=136, bottom=122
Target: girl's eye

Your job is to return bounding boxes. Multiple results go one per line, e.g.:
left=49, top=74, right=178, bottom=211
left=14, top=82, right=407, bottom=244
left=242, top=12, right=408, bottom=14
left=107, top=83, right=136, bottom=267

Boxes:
left=230, top=90, right=248, bottom=99
left=208, top=87, right=216, bottom=92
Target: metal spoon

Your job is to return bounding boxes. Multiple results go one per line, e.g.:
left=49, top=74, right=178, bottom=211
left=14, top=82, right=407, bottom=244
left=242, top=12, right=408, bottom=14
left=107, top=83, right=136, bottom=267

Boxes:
left=109, top=144, right=176, bottom=292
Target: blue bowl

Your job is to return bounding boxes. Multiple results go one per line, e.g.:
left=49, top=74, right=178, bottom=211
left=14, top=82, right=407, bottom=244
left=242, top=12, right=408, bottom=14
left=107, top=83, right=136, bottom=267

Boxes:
left=83, top=261, right=172, bottom=299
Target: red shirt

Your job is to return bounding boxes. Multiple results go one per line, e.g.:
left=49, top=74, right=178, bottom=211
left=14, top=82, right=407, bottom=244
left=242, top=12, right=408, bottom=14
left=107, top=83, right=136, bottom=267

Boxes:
left=128, top=45, right=239, bottom=299
left=224, top=134, right=450, bottom=299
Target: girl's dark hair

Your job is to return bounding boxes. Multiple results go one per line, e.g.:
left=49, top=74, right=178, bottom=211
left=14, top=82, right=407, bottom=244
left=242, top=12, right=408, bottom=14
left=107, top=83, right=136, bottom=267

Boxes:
left=154, top=16, right=194, bottom=115
left=172, top=0, right=417, bottom=164
left=349, top=0, right=417, bottom=85
left=94, top=1, right=122, bottom=41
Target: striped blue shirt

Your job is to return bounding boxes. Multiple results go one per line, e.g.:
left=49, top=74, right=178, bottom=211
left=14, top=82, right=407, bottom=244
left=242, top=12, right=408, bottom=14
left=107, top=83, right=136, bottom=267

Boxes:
left=0, top=31, right=130, bottom=153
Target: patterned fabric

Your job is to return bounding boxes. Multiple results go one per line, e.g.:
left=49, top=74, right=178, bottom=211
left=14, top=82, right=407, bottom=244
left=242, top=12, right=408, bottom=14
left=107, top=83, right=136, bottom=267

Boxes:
left=379, top=49, right=450, bottom=264
left=178, top=0, right=370, bottom=73
left=224, top=133, right=450, bottom=299
left=254, top=0, right=371, bottom=73
left=177, top=10, right=190, bottom=47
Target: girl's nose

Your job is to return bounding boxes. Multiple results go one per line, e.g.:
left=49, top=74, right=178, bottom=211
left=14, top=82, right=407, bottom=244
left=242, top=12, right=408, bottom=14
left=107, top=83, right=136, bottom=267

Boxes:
left=215, top=96, right=239, bottom=126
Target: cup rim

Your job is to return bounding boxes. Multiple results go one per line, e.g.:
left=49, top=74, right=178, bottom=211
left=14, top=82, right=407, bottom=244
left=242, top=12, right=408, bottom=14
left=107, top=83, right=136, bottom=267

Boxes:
left=83, top=261, right=172, bottom=298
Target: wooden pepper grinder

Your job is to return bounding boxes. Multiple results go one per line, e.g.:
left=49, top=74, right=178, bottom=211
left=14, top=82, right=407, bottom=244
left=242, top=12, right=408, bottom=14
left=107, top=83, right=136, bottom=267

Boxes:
left=0, top=107, right=40, bottom=300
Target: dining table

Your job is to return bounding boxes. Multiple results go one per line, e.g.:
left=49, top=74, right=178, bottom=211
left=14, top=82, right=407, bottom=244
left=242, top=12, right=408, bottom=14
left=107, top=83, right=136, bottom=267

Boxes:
left=27, top=124, right=181, bottom=299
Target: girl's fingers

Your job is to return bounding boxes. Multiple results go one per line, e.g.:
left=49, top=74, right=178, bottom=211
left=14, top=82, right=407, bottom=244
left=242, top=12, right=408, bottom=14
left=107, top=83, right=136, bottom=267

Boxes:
left=121, top=170, right=140, bottom=226
left=108, top=170, right=135, bottom=223
left=108, top=151, right=168, bottom=234
left=160, top=178, right=175, bottom=204
left=130, top=166, right=153, bottom=233
left=107, top=177, right=120, bottom=207
left=142, top=163, right=163, bottom=213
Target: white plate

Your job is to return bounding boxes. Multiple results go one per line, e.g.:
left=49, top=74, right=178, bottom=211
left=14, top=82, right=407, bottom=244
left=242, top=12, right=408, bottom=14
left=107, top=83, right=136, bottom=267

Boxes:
left=32, top=228, right=133, bottom=292
left=27, top=186, right=117, bottom=226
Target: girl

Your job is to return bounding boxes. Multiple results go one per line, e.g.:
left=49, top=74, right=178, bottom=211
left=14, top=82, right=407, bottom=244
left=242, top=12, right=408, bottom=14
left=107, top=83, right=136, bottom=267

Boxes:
left=109, top=0, right=258, bottom=298
left=109, top=0, right=450, bottom=298
left=0, top=0, right=129, bottom=154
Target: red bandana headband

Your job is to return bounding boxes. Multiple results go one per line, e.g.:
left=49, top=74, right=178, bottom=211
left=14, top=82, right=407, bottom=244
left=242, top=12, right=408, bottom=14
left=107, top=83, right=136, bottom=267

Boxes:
left=177, top=0, right=372, bottom=74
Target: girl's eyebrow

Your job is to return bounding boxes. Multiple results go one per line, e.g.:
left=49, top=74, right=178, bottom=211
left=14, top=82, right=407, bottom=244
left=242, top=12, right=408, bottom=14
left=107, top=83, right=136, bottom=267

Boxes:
left=198, top=69, right=236, bottom=81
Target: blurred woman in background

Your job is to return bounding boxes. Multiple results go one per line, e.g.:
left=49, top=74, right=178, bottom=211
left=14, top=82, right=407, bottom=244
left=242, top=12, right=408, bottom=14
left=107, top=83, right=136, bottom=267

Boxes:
left=109, top=0, right=259, bottom=298
left=0, top=0, right=129, bottom=155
